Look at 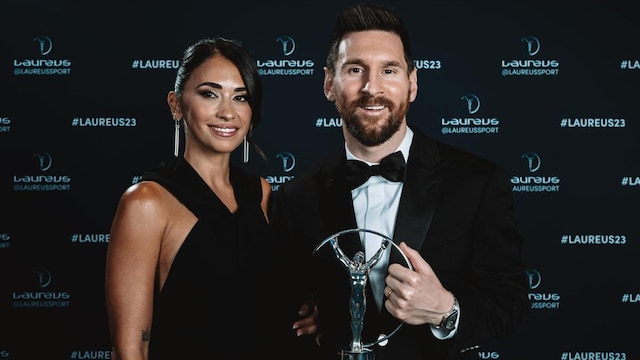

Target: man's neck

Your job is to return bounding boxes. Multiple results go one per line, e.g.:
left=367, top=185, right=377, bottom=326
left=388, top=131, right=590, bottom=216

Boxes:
left=345, top=123, right=408, bottom=163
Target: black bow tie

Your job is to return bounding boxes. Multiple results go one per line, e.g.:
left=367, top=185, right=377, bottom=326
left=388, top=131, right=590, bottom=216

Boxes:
left=345, top=151, right=407, bottom=189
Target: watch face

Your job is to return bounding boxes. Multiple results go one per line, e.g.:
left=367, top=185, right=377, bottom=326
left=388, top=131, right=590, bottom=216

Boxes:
left=444, top=310, right=458, bottom=330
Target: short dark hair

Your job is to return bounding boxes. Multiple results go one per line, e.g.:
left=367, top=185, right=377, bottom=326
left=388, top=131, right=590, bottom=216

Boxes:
left=325, top=3, right=414, bottom=74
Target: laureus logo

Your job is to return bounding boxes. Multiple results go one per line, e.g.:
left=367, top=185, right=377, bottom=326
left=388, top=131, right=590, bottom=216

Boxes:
left=521, top=36, right=540, bottom=56
left=13, top=151, right=72, bottom=192
left=276, top=35, right=296, bottom=56
left=276, top=152, right=296, bottom=173
left=34, top=267, right=52, bottom=288
left=525, top=268, right=541, bottom=290
left=34, top=152, right=53, bottom=172
left=12, top=267, right=71, bottom=308
left=521, top=152, right=541, bottom=173
left=257, top=36, right=314, bottom=76
left=526, top=268, right=561, bottom=308
left=461, top=94, right=480, bottom=114
left=266, top=151, right=296, bottom=191
left=34, top=35, right=53, bottom=56
left=511, top=152, right=560, bottom=192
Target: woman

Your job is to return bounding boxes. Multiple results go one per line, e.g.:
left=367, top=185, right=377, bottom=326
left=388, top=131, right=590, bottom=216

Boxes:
left=105, top=37, right=291, bottom=359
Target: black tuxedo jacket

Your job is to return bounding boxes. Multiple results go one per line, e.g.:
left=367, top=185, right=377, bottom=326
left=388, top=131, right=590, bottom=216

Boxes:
left=272, top=126, right=529, bottom=360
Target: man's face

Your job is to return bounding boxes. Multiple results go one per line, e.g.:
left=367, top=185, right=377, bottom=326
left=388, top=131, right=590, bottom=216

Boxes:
left=324, top=30, right=417, bottom=147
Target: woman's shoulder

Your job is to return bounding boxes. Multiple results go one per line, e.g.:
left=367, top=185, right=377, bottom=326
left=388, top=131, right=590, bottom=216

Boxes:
left=117, top=180, right=175, bottom=216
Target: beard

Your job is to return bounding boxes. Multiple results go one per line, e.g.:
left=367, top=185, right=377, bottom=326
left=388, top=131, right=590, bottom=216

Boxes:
left=336, top=93, right=409, bottom=147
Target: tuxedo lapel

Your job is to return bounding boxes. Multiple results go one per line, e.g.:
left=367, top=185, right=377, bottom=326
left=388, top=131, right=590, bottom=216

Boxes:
left=391, top=127, right=446, bottom=261
left=392, top=165, right=444, bottom=260
left=317, top=151, right=362, bottom=258
left=380, top=127, right=447, bottom=331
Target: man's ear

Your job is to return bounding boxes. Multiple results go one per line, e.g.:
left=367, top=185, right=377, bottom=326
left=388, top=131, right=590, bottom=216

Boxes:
left=408, top=68, right=418, bottom=103
left=323, top=67, right=335, bottom=101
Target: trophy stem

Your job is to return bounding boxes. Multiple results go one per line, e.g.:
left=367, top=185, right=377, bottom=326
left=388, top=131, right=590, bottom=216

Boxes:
left=340, top=348, right=375, bottom=360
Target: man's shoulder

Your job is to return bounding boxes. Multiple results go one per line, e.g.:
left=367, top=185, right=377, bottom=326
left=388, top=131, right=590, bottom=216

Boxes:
left=411, top=126, right=502, bottom=173
left=278, top=151, right=343, bottom=194
left=437, top=141, right=496, bottom=167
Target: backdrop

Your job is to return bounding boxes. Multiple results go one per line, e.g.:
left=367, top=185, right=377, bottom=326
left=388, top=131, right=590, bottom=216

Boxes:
left=1, top=1, right=639, bottom=359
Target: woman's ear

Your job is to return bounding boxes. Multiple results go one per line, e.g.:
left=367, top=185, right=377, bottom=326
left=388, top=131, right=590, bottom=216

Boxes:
left=167, top=91, right=182, bottom=120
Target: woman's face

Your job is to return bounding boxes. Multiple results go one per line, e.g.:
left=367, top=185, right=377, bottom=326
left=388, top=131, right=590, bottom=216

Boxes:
left=175, top=54, right=252, bottom=156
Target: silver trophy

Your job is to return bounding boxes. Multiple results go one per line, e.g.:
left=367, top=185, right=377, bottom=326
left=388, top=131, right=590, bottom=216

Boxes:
left=313, top=229, right=413, bottom=360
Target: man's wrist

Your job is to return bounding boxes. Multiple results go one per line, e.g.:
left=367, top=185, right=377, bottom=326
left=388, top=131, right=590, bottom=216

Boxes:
left=434, top=295, right=459, bottom=331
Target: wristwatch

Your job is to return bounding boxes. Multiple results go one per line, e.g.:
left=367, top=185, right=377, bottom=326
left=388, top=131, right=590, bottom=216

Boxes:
left=435, top=296, right=459, bottom=331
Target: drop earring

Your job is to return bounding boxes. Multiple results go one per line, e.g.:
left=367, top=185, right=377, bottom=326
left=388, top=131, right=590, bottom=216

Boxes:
left=243, top=135, right=249, bottom=163
left=174, top=118, right=181, bottom=157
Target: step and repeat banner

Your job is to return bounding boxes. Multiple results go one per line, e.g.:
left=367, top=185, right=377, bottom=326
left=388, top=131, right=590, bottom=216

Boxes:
left=1, top=1, right=638, bottom=359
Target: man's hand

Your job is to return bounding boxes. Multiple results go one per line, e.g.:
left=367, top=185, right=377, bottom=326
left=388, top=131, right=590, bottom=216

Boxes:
left=383, top=242, right=454, bottom=326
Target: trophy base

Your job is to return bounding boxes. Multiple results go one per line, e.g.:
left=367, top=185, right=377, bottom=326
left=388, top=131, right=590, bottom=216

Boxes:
left=340, top=348, right=374, bottom=360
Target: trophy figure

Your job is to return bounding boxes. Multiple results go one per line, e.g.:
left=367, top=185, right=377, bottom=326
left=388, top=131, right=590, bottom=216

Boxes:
left=314, top=229, right=412, bottom=360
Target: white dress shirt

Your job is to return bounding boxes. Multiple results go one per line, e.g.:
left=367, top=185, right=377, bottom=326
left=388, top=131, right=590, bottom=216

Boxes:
left=346, top=127, right=458, bottom=339
left=346, top=128, right=413, bottom=311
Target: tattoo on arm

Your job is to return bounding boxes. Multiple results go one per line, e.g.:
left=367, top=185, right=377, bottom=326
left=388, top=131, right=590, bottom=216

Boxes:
left=142, top=329, right=150, bottom=342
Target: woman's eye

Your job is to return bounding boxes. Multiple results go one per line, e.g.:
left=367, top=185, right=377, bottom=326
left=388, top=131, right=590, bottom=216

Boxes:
left=200, top=90, right=217, bottom=98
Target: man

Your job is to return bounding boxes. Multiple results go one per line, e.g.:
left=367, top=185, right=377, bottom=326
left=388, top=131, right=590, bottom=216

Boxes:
left=272, top=4, right=530, bottom=359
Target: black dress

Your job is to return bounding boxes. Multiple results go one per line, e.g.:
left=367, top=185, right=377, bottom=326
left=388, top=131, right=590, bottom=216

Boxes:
left=143, top=157, right=288, bottom=359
